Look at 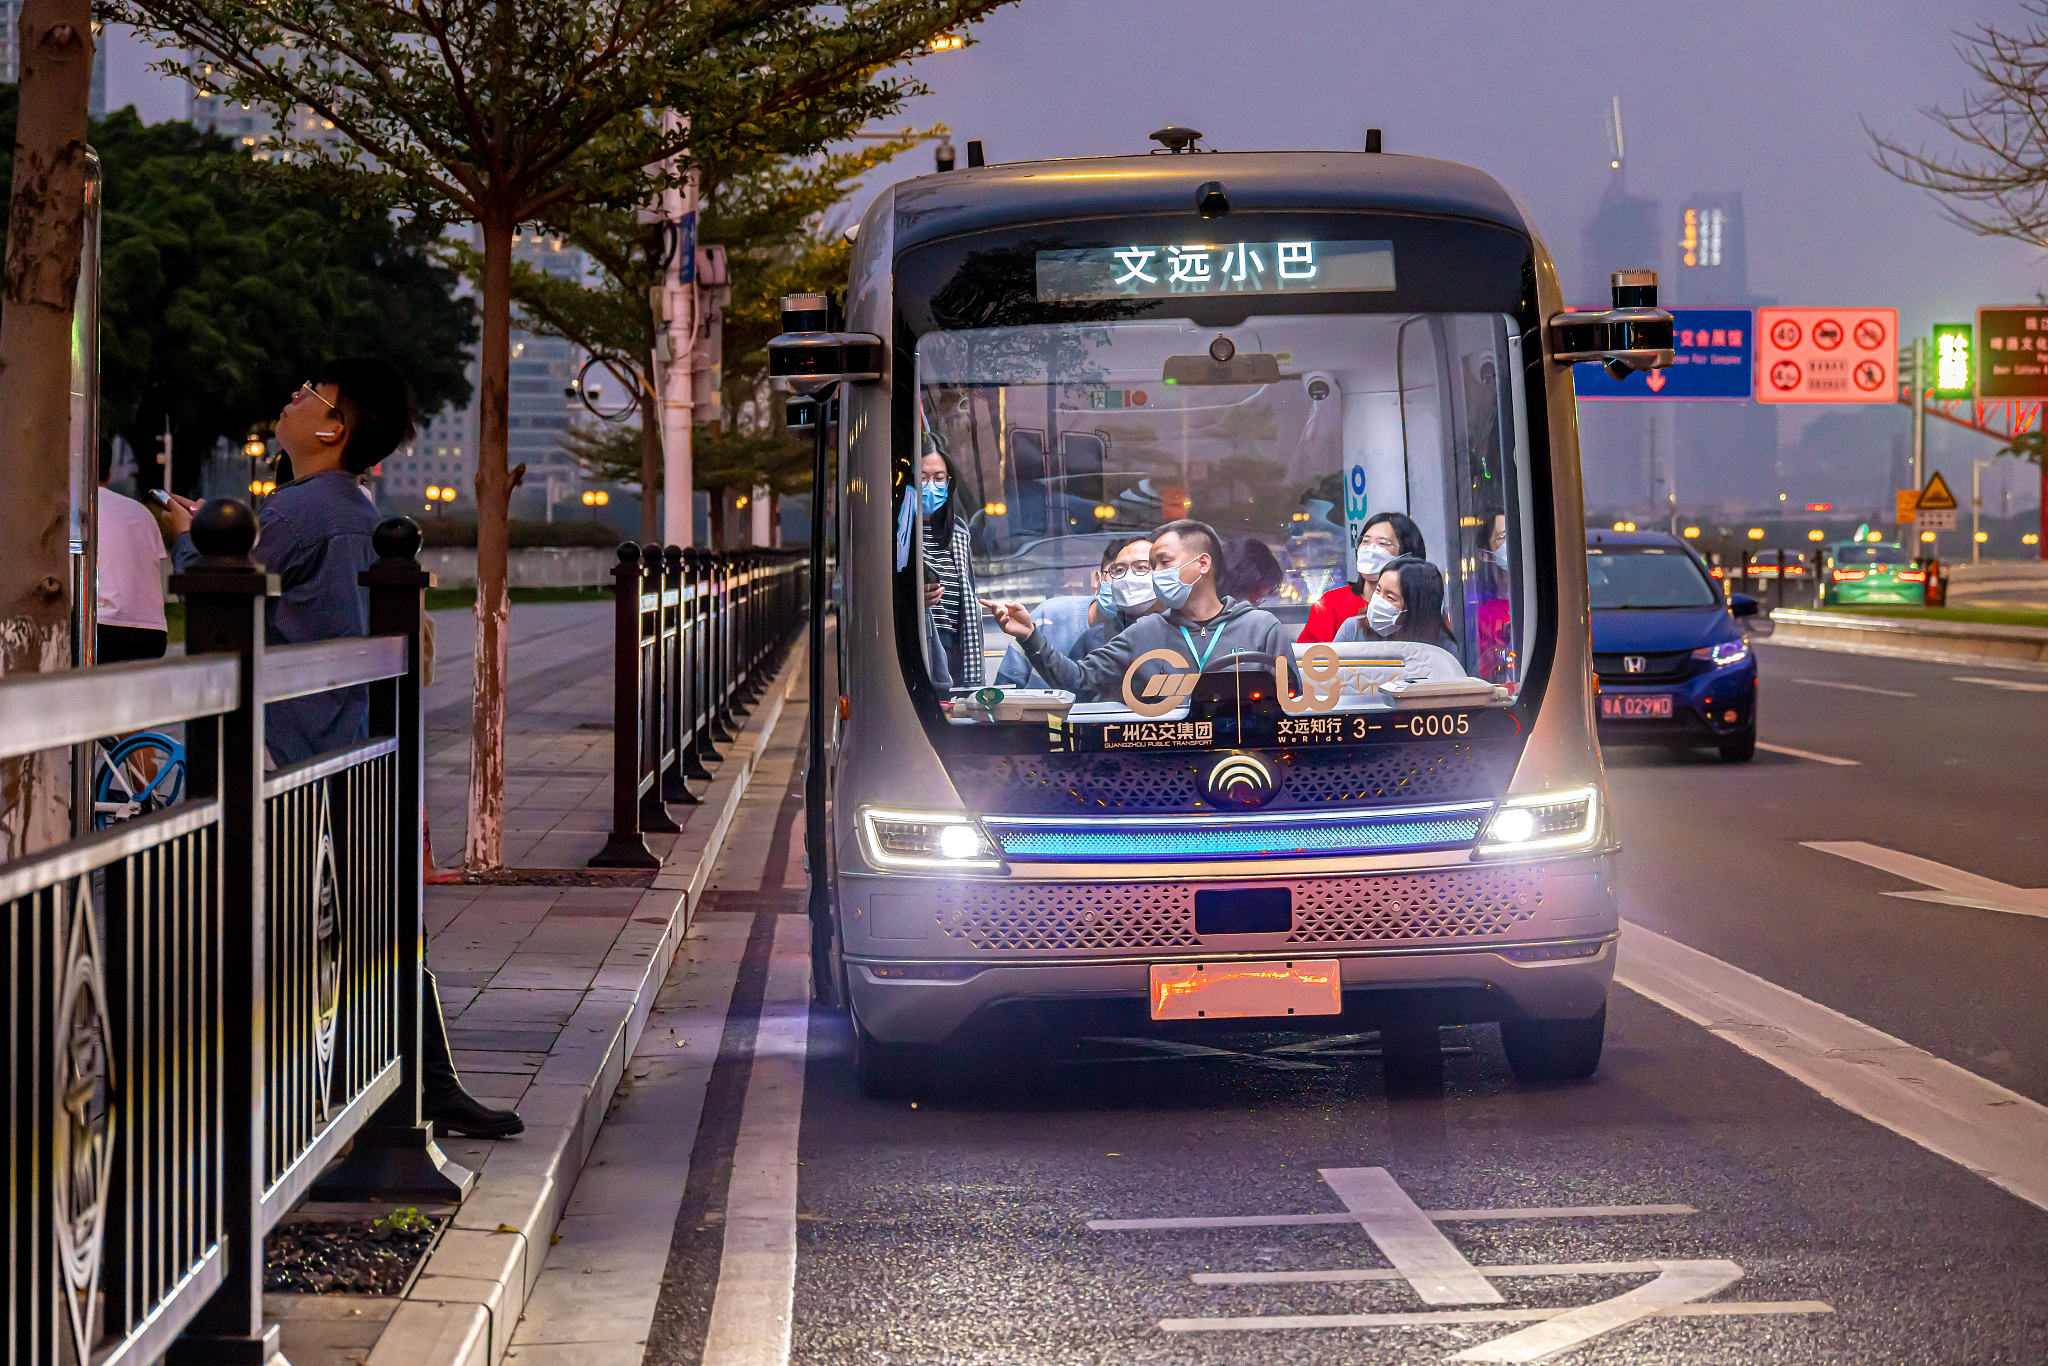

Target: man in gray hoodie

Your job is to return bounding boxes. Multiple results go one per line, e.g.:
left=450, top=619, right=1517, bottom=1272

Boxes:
left=983, top=519, right=1292, bottom=702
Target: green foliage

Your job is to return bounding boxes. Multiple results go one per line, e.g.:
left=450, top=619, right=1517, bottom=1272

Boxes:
left=371, top=1207, right=434, bottom=1237
left=0, top=87, right=477, bottom=491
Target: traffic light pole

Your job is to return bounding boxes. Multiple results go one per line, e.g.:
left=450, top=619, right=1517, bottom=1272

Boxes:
left=1910, top=335, right=1927, bottom=493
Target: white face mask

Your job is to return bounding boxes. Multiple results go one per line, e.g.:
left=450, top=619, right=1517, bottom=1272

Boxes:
left=1485, top=545, right=1509, bottom=571
left=1111, top=575, right=1156, bottom=610
left=1366, top=595, right=1403, bottom=636
left=1357, top=542, right=1394, bottom=578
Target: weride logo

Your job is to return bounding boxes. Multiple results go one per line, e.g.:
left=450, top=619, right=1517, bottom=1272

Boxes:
left=1206, top=752, right=1278, bottom=808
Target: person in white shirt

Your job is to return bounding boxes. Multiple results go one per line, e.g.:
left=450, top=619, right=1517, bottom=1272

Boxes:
left=96, top=451, right=170, bottom=662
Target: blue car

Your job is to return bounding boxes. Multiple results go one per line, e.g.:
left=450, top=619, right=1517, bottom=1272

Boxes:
left=1586, top=529, right=1760, bottom=762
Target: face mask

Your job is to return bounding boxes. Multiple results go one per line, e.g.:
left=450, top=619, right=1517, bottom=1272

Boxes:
left=920, top=479, right=948, bottom=516
left=1366, top=596, right=1403, bottom=636
left=1485, top=545, right=1509, bottom=571
left=1357, top=542, right=1393, bottom=578
left=1095, top=578, right=1116, bottom=615
left=1151, top=559, right=1201, bottom=610
left=1111, top=574, right=1155, bottom=610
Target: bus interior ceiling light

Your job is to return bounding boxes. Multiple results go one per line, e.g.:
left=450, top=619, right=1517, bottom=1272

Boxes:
left=1477, top=787, right=1600, bottom=857
left=859, top=808, right=1001, bottom=871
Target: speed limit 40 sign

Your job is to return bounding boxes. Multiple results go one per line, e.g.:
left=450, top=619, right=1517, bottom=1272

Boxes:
left=1755, top=307, right=1897, bottom=404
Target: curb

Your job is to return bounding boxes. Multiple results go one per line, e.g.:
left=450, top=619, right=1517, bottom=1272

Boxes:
left=365, top=638, right=806, bottom=1366
left=1765, top=609, right=2048, bottom=674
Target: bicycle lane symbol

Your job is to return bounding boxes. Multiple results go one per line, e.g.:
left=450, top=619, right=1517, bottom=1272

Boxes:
left=1089, top=1166, right=1834, bottom=1362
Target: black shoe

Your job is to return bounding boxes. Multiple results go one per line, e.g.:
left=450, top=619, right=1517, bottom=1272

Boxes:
left=424, top=1089, right=525, bottom=1139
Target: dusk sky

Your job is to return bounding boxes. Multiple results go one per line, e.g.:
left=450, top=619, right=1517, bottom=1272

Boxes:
left=102, top=2, right=2048, bottom=509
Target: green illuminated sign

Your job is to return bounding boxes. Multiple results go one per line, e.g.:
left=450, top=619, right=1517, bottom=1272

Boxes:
left=1932, top=323, right=1973, bottom=399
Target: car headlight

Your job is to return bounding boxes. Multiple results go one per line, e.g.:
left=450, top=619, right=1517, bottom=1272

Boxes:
left=1692, top=640, right=1749, bottom=668
left=1476, top=786, right=1601, bottom=857
left=857, top=807, right=1001, bottom=871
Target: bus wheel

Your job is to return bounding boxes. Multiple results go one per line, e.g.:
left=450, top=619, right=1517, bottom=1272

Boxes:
left=853, top=1019, right=925, bottom=1100
left=1500, top=1005, right=1605, bottom=1082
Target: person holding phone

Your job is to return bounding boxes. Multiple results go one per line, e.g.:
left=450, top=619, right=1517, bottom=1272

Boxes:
left=162, top=361, right=523, bottom=1142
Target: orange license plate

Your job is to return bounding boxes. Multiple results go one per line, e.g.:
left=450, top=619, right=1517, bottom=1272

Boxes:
left=1149, top=959, right=1342, bottom=1021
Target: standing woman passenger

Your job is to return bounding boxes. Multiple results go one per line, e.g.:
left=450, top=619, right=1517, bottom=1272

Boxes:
left=920, top=445, right=983, bottom=690
left=1299, top=511, right=1427, bottom=642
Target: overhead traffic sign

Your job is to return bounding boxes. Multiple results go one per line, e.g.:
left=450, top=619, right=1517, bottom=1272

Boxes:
left=1574, top=308, right=1751, bottom=400
left=1975, top=305, right=2048, bottom=398
left=1755, top=306, right=1897, bottom=404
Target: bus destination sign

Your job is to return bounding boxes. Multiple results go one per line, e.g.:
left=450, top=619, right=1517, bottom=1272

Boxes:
left=1036, top=240, right=1396, bottom=302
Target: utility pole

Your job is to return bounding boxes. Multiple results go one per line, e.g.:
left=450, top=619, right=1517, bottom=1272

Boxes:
left=1972, top=458, right=1989, bottom=564
left=1910, top=335, right=1927, bottom=493
left=658, top=112, right=696, bottom=548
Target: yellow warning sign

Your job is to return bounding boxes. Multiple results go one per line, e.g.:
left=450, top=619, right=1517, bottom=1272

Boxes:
left=1918, top=470, right=1959, bottom=511
left=1894, top=489, right=1919, bottom=523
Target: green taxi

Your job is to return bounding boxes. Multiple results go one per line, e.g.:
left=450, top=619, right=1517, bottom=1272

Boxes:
left=1819, top=541, right=1926, bottom=607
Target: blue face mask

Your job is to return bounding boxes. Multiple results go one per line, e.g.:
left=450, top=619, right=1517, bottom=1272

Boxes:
left=1151, top=560, right=1200, bottom=610
left=920, top=478, right=948, bottom=516
left=1095, top=577, right=1115, bottom=615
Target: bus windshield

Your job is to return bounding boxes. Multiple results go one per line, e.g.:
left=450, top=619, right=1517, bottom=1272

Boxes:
left=904, top=312, right=1536, bottom=724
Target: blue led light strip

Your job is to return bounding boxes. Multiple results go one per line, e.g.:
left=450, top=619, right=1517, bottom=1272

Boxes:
left=984, top=804, right=1489, bottom=863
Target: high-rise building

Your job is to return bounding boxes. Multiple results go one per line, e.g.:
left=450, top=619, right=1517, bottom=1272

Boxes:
left=1575, top=102, right=1666, bottom=515
left=1669, top=191, right=1779, bottom=514
left=375, top=228, right=590, bottom=518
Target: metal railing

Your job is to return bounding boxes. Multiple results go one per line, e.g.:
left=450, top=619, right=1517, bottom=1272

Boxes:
left=1, top=501, right=460, bottom=1365
left=591, top=545, right=806, bottom=868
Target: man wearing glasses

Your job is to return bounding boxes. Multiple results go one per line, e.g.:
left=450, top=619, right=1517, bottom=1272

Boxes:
left=990, top=536, right=1158, bottom=688
left=163, top=360, right=525, bottom=1141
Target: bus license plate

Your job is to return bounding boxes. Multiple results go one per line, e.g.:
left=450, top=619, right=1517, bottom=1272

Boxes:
left=1149, top=959, right=1342, bottom=1021
left=1601, top=694, right=1672, bottom=719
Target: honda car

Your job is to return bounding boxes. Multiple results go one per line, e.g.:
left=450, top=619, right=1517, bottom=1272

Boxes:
left=1587, top=529, right=1760, bottom=763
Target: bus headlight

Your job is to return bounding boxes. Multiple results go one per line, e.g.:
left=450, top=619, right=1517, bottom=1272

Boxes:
left=858, top=808, right=1002, bottom=871
left=1476, top=787, right=1600, bottom=857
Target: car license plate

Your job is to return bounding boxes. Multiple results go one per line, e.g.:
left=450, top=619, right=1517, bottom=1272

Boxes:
left=1601, top=694, right=1672, bottom=719
left=1149, top=959, right=1341, bottom=1021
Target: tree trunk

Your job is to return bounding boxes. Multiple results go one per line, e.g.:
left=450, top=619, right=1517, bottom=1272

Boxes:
left=770, top=492, right=782, bottom=548
left=464, top=203, right=514, bottom=871
left=638, top=385, right=660, bottom=544
left=0, top=0, right=91, bottom=861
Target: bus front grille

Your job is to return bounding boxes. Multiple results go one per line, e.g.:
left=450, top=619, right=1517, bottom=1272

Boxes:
left=938, top=867, right=1544, bottom=953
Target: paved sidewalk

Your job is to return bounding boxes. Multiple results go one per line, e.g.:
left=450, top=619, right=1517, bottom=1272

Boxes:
left=267, top=609, right=807, bottom=1366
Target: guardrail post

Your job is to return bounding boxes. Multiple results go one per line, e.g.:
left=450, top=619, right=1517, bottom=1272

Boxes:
left=308, top=518, right=476, bottom=1202
left=167, top=500, right=279, bottom=1364
left=680, top=548, right=716, bottom=783
left=637, top=545, right=682, bottom=836
left=708, top=555, right=737, bottom=742
left=591, top=544, right=658, bottom=868
left=660, top=544, right=700, bottom=805
left=687, top=549, right=724, bottom=765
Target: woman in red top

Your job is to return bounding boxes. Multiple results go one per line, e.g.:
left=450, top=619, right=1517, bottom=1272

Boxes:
left=1299, top=511, right=1426, bottom=642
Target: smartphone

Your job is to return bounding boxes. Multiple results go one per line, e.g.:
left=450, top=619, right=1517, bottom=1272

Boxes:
left=150, top=489, right=173, bottom=506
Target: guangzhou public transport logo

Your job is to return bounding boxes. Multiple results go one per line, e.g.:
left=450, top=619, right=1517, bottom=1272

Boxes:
left=1206, top=752, right=1278, bottom=809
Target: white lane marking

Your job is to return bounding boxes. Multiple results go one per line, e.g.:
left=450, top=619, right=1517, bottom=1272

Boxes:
left=1756, top=742, right=1860, bottom=766
left=1195, top=1260, right=1667, bottom=1285
left=1953, top=674, right=2048, bottom=693
left=1447, top=1260, right=1742, bottom=1362
left=699, top=916, right=813, bottom=1366
left=1793, top=677, right=1917, bottom=697
left=1319, top=1167, right=1502, bottom=1306
left=1616, top=919, right=2048, bottom=1213
left=1804, top=840, right=2048, bottom=919
left=1088, top=1204, right=1695, bottom=1231
left=1160, top=1299, right=1830, bottom=1333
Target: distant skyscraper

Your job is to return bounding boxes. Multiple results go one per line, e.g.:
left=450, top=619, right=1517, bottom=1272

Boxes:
left=1575, top=99, right=1666, bottom=513
left=1669, top=190, right=1779, bottom=513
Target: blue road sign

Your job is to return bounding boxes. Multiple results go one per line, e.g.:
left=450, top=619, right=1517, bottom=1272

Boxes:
left=1575, top=308, right=1753, bottom=400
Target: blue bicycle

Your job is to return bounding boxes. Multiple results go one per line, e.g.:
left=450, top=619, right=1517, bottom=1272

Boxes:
left=94, top=731, right=187, bottom=828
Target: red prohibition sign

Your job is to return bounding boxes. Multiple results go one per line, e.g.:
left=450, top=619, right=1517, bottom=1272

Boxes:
left=1853, top=318, right=1887, bottom=350
left=1812, top=319, right=1845, bottom=350
left=1852, top=360, right=1887, bottom=391
left=1770, top=318, right=1802, bottom=350
left=1770, top=359, right=1803, bottom=391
